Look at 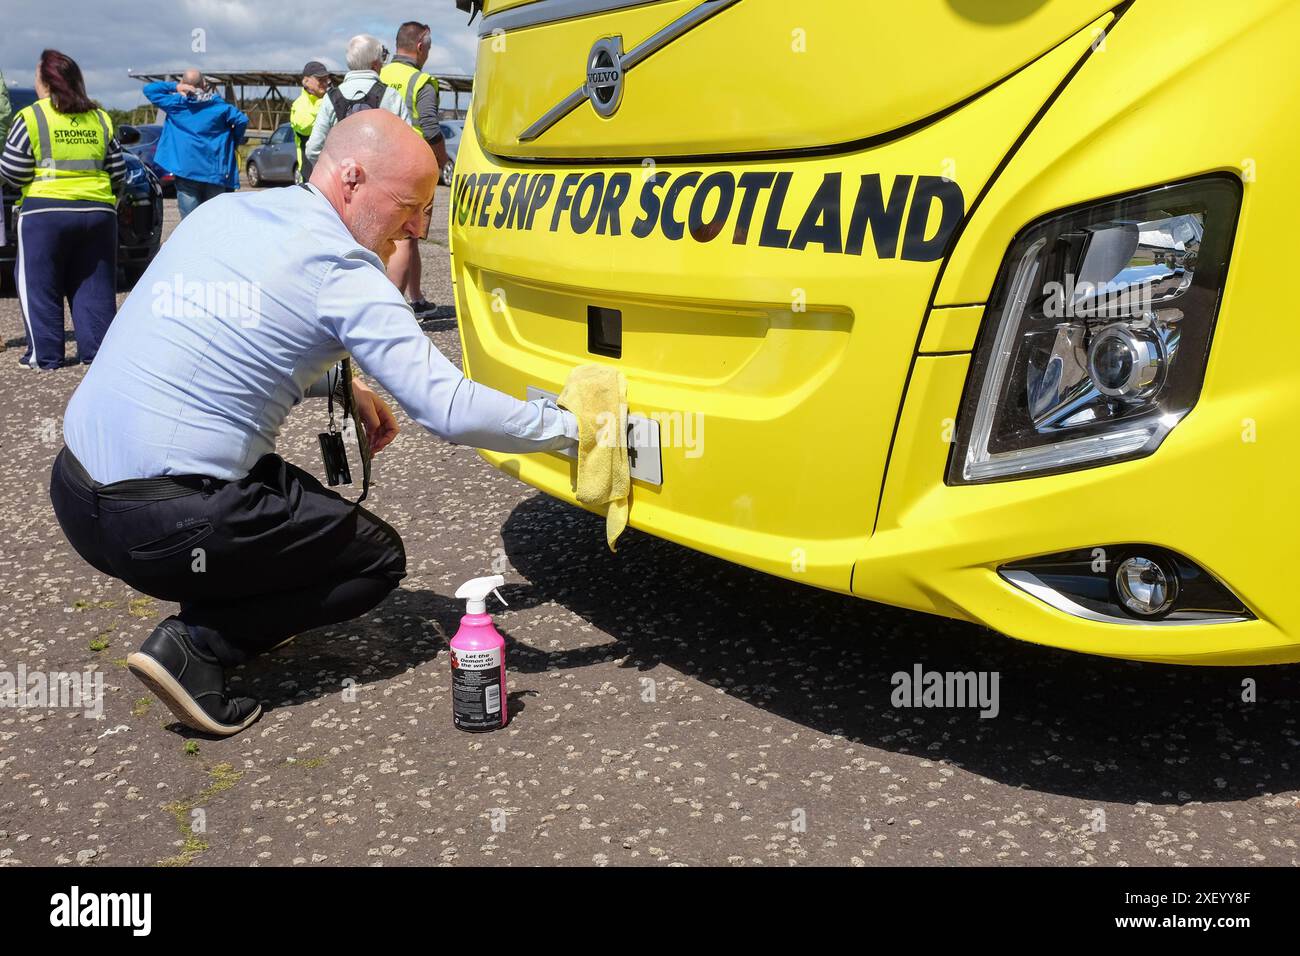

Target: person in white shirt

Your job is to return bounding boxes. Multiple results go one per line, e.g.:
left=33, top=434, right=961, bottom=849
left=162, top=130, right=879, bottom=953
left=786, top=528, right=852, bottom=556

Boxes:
left=52, top=111, right=577, bottom=737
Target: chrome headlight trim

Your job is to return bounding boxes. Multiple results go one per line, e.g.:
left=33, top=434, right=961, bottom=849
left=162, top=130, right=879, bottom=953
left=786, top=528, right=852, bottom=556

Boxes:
left=949, top=176, right=1242, bottom=484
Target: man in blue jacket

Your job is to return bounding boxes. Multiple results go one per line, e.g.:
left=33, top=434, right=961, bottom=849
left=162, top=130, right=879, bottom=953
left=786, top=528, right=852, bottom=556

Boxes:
left=144, top=70, right=248, bottom=218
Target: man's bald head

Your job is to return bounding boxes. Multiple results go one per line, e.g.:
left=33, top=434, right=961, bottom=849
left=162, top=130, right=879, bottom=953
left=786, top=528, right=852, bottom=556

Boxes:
left=181, top=68, right=204, bottom=87
left=310, top=111, right=441, bottom=263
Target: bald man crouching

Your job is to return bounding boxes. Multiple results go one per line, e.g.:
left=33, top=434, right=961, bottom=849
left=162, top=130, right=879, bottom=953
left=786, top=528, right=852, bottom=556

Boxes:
left=49, top=112, right=579, bottom=736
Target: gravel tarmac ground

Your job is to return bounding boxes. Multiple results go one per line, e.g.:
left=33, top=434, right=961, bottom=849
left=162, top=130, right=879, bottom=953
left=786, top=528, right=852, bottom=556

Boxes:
left=0, top=187, right=1298, bottom=868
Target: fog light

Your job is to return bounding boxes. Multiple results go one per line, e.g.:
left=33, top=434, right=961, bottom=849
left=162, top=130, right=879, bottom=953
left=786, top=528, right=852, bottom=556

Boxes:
left=1000, top=546, right=1249, bottom=624
left=1115, top=555, right=1177, bottom=617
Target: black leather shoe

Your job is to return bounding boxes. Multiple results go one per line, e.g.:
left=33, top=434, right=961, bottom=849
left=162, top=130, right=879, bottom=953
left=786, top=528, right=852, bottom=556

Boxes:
left=127, top=618, right=262, bottom=736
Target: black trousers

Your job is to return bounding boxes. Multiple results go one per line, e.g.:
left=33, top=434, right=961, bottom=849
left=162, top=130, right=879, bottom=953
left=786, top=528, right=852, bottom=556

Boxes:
left=50, top=447, right=406, bottom=667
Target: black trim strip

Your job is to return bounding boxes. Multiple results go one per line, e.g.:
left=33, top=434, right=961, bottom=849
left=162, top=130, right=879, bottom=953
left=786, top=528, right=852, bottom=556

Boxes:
left=479, top=8, right=1122, bottom=167
left=480, top=0, right=675, bottom=37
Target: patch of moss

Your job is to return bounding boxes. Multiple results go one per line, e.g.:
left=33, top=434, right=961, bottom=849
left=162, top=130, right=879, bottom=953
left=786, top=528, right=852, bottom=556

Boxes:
left=159, top=831, right=209, bottom=868
left=158, top=763, right=243, bottom=867
left=127, top=597, right=155, bottom=619
left=289, top=756, right=327, bottom=769
left=203, top=763, right=242, bottom=797
left=131, top=697, right=151, bottom=717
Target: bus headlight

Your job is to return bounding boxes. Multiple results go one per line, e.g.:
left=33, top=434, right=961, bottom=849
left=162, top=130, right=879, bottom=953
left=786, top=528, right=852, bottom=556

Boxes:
left=1087, top=322, right=1164, bottom=400
left=949, top=177, right=1241, bottom=484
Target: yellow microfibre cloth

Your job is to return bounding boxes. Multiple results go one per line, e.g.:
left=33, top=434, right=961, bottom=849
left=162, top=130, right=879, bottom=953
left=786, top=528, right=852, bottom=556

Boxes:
left=558, top=364, right=629, bottom=551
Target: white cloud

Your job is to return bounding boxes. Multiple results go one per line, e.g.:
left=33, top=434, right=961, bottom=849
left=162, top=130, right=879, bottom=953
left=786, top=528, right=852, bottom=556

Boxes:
left=0, top=0, right=481, bottom=108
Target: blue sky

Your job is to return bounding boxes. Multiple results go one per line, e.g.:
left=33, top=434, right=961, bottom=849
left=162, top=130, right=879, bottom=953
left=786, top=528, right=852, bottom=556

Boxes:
left=1, top=0, right=481, bottom=108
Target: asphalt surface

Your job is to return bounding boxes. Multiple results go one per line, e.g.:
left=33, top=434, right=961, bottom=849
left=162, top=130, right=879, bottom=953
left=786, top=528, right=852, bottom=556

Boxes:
left=1, top=188, right=1298, bottom=868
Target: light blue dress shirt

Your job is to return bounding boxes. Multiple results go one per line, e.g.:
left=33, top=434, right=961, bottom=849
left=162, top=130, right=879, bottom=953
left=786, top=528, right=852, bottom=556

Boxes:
left=64, top=183, right=576, bottom=484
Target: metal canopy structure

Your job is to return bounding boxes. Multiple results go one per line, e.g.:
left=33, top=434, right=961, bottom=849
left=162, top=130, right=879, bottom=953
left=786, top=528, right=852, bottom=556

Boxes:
left=127, top=70, right=474, bottom=137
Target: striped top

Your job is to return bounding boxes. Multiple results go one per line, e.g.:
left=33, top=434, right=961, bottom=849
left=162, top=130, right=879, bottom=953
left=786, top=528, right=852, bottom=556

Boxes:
left=0, top=109, right=126, bottom=201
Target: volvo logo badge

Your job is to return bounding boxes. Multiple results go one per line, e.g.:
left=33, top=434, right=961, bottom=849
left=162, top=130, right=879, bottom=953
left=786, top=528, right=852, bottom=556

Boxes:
left=585, top=36, right=624, bottom=118
left=519, top=1, right=741, bottom=142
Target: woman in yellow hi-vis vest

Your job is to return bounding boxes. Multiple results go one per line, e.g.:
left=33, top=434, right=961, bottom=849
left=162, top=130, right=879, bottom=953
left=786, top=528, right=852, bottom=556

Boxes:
left=0, top=50, right=125, bottom=369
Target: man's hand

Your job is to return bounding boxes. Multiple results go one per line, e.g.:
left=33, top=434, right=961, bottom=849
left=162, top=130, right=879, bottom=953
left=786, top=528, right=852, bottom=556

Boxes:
left=351, top=378, right=399, bottom=454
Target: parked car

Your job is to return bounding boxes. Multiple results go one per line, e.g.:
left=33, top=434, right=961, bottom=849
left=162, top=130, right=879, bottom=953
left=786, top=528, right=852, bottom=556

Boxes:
left=1, top=89, right=164, bottom=294
left=439, top=119, right=462, bottom=186
left=450, top=0, right=1298, bottom=666
left=119, top=123, right=175, bottom=197
left=244, top=123, right=298, bottom=187
left=115, top=150, right=165, bottom=285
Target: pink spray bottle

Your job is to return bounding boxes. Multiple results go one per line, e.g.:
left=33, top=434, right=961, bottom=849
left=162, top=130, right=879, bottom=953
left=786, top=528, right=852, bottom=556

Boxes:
left=449, top=575, right=509, bottom=732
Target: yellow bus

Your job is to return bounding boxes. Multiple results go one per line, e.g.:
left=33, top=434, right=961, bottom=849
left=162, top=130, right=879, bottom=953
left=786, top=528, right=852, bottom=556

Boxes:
left=449, top=0, right=1300, bottom=665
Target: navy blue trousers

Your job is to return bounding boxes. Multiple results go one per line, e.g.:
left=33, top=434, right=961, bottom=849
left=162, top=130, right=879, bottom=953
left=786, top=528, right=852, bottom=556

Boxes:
left=17, top=206, right=117, bottom=369
left=50, top=448, right=407, bottom=667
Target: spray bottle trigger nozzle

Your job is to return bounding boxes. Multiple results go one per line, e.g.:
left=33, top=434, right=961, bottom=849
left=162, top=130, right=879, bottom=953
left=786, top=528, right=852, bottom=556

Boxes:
left=492, top=588, right=508, bottom=607
left=456, top=574, right=508, bottom=615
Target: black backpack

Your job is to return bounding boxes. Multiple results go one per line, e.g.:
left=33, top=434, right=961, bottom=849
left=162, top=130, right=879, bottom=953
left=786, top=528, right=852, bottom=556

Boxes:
left=327, top=81, right=387, bottom=119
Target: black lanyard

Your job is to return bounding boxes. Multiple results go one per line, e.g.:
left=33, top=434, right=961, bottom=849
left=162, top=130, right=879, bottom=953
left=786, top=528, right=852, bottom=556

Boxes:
left=301, top=185, right=372, bottom=502
left=325, top=359, right=372, bottom=502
